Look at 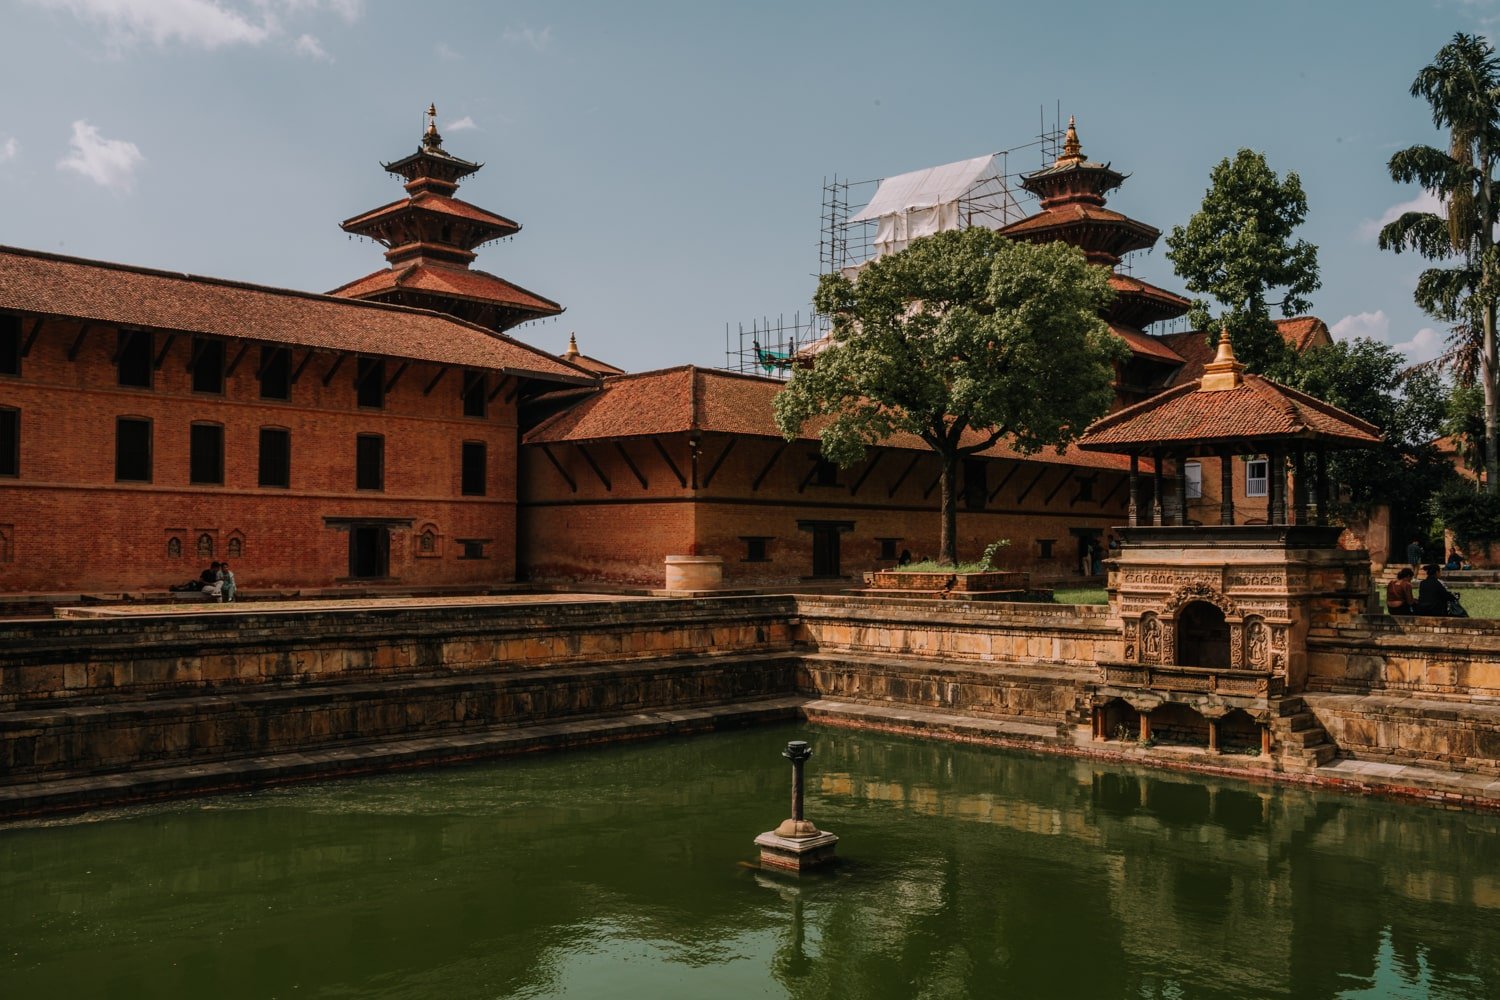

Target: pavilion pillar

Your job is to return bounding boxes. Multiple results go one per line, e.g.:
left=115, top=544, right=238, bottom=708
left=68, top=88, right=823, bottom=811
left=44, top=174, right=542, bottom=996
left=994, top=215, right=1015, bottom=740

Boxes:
left=1173, top=453, right=1189, bottom=526
left=1314, top=443, right=1329, bottom=526
left=1219, top=449, right=1235, bottom=525
left=1208, top=718, right=1220, bottom=754
left=1260, top=724, right=1273, bottom=757
left=1268, top=447, right=1286, bottom=525
left=1127, top=454, right=1139, bottom=527
left=1151, top=449, right=1164, bottom=526
left=1291, top=447, right=1309, bottom=526
left=1139, top=709, right=1152, bottom=743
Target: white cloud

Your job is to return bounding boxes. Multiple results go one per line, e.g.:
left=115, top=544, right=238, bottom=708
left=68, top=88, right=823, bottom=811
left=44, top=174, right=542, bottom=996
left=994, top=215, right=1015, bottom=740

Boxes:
left=27, top=0, right=271, bottom=50
left=1397, top=326, right=1446, bottom=364
left=447, top=115, right=477, bottom=131
left=1330, top=310, right=1390, bottom=342
left=502, top=24, right=552, bottom=51
left=434, top=41, right=461, bottom=60
left=57, top=120, right=145, bottom=192
left=293, top=32, right=330, bottom=60
left=0, top=138, right=17, bottom=163
left=27, top=0, right=363, bottom=52
left=1359, top=189, right=1444, bottom=242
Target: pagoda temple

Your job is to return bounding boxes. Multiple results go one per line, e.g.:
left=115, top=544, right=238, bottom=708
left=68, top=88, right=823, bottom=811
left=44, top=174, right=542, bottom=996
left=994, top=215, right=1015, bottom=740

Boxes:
left=1000, top=117, right=1192, bottom=404
left=331, top=105, right=564, bottom=334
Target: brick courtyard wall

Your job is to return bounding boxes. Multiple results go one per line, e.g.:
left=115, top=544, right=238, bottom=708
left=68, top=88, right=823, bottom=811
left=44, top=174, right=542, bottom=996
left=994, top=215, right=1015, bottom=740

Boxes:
left=0, top=318, right=523, bottom=591
left=520, top=431, right=1131, bottom=586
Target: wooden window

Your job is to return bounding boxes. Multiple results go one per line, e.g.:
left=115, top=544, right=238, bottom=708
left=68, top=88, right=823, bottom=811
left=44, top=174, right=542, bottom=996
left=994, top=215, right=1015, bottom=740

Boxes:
left=741, top=536, right=771, bottom=562
left=1037, top=538, right=1055, bottom=559
left=461, top=441, right=487, bottom=496
left=258, top=427, right=291, bottom=488
left=463, top=371, right=487, bottom=418
left=356, top=434, right=384, bottom=491
left=191, top=337, right=225, bottom=394
left=0, top=407, right=17, bottom=477
left=458, top=538, right=489, bottom=560
left=963, top=459, right=987, bottom=510
left=117, top=330, right=153, bottom=388
left=0, top=315, right=19, bottom=377
left=877, top=537, right=901, bottom=561
left=813, top=458, right=840, bottom=487
left=1185, top=461, right=1203, bottom=500
left=259, top=346, right=291, bottom=400
left=1246, top=459, right=1268, bottom=498
left=115, top=417, right=152, bottom=482
left=189, top=423, right=224, bottom=485
left=357, top=358, right=385, bottom=409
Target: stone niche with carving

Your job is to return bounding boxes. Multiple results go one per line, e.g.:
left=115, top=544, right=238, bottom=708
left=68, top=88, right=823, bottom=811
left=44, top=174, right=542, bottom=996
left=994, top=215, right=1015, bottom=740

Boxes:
left=1094, top=525, right=1371, bottom=751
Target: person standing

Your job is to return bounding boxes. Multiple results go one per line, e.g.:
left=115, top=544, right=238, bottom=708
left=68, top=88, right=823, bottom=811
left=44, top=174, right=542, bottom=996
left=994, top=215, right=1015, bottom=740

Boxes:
left=1406, top=537, right=1425, bottom=567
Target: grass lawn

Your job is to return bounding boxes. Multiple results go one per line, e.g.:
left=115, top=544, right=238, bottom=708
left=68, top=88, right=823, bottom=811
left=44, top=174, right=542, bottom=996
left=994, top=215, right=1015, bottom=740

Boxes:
left=1052, top=586, right=1108, bottom=606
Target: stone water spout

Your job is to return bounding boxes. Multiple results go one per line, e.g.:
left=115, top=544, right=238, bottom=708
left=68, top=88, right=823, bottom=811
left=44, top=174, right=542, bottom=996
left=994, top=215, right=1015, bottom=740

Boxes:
left=755, top=740, right=839, bottom=871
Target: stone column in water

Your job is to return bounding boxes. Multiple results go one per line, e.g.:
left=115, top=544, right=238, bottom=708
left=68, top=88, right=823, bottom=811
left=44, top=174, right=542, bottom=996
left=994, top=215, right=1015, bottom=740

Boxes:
left=755, top=739, right=839, bottom=872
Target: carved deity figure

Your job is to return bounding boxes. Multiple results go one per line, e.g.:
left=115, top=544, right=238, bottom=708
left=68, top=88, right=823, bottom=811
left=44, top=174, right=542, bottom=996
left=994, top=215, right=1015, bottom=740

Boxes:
left=1140, top=615, right=1162, bottom=664
left=1246, top=620, right=1269, bottom=669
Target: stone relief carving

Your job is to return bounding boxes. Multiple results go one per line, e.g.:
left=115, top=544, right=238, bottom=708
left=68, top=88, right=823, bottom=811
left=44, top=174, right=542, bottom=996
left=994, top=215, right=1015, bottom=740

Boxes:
left=1229, top=623, right=1245, bottom=668
left=1245, top=617, right=1270, bottom=669
left=1139, top=614, right=1163, bottom=664
left=1163, top=581, right=1240, bottom=618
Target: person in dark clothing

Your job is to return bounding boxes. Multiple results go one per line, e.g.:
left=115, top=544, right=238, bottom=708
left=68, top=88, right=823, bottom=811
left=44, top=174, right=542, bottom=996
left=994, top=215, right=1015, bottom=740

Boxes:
left=1416, top=564, right=1454, bottom=616
left=1386, top=568, right=1416, bottom=615
left=1406, top=538, right=1425, bottom=566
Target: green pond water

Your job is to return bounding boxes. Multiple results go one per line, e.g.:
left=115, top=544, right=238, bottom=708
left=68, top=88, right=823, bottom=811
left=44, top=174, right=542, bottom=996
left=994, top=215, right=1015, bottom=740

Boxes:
left=3, top=724, right=1499, bottom=1000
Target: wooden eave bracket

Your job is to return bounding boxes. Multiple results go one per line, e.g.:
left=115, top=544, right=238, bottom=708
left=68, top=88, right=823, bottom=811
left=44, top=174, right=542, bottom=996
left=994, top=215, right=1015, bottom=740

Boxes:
left=20, top=318, right=43, bottom=357
left=652, top=437, right=687, bottom=487
left=66, top=324, right=91, bottom=362
left=751, top=442, right=787, bottom=492
left=615, top=441, right=648, bottom=488
left=576, top=443, right=612, bottom=491
left=701, top=437, right=737, bottom=488
left=424, top=366, right=450, bottom=396
left=322, top=352, right=349, bottom=387
left=539, top=443, right=577, bottom=493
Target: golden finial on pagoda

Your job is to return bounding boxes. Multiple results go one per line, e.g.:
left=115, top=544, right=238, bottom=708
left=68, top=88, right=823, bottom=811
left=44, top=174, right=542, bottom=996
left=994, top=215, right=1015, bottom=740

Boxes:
left=1200, top=329, right=1246, bottom=392
left=564, top=333, right=580, bottom=360
left=423, top=103, right=442, bottom=148
left=1056, top=115, right=1084, bottom=166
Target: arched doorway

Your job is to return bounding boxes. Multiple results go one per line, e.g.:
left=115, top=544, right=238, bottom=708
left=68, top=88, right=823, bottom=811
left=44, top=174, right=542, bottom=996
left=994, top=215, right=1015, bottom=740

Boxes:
left=1149, top=703, right=1211, bottom=748
left=1217, top=708, right=1260, bottom=753
left=1177, top=600, right=1230, bottom=668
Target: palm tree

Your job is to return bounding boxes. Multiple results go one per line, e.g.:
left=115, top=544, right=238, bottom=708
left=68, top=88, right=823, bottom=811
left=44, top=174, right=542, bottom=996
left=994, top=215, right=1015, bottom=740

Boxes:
left=1380, top=32, right=1500, bottom=492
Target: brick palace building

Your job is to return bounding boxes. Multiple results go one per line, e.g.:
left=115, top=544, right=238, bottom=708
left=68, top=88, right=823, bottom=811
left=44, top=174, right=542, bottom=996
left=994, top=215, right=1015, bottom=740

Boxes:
left=0, top=113, right=1337, bottom=594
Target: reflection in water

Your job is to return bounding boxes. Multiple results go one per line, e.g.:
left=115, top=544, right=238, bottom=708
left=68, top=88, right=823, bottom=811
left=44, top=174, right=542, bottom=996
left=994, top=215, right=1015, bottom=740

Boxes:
left=2, top=725, right=1498, bottom=998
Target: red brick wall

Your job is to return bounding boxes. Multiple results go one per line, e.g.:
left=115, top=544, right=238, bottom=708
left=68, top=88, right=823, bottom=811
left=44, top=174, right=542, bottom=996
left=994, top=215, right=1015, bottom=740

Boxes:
left=520, top=432, right=1130, bottom=586
left=0, top=316, right=521, bottom=592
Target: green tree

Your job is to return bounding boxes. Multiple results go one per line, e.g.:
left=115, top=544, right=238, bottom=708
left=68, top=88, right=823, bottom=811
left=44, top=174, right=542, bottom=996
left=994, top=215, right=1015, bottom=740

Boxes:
left=775, top=229, right=1124, bottom=566
left=1379, top=32, right=1500, bottom=493
left=1165, top=149, right=1321, bottom=372
left=1273, top=338, right=1453, bottom=537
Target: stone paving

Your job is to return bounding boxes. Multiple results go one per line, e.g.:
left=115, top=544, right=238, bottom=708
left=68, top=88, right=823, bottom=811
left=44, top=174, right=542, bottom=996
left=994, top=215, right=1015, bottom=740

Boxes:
left=54, top=592, right=652, bottom=618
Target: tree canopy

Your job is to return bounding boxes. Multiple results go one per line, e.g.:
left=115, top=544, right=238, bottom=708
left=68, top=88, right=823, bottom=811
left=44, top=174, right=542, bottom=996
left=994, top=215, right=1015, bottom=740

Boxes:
left=1379, top=31, right=1500, bottom=492
left=1165, top=149, right=1321, bottom=373
left=774, top=228, right=1124, bottom=565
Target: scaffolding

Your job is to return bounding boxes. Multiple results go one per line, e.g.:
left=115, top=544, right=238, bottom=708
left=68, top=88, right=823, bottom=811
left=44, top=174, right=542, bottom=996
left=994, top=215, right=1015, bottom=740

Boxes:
left=725, top=108, right=1069, bottom=377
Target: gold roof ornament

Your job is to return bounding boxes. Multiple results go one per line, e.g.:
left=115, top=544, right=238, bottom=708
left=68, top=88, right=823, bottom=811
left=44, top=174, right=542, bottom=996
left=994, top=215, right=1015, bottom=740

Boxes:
left=1056, top=115, right=1084, bottom=166
left=564, top=332, right=580, bottom=359
left=423, top=103, right=442, bottom=149
left=1200, top=330, right=1246, bottom=392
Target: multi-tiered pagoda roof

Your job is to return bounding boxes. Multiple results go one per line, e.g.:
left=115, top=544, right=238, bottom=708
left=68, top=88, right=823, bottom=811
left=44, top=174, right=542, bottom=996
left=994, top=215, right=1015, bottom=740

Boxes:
left=330, top=105, right=563, bottom=335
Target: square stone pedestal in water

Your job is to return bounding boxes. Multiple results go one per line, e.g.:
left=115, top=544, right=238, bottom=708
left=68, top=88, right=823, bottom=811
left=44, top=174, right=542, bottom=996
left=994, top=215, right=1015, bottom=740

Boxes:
left=755, top=823, right=839, bottom=872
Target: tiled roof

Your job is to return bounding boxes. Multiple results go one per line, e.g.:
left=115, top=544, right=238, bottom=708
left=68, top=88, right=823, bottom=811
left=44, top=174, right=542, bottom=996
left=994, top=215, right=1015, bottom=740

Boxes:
left=1108, top=273, right=1191, bottom=326
left=1079, top=373, right=1382, bottom=452
left=564, top=352, right=625, bottom=376
left=0, top=245, right=592, bottom=383
left=329, top=262, right=563, bottom=316
left=525, top=365, right=1132, bottom=471
left=1159, top=318, right=1332, bottom=384
left=1000, top=204, right=1159, bottom=243
left=1113, top=324, right=1185, bottom=365
left=341, top=192, right=521, bottom=236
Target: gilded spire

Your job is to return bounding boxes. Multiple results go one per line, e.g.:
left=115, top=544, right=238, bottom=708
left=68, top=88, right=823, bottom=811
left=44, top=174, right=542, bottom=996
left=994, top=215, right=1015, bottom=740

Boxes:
left=1200, top=329, right=1246, bottom=391
left=564, top=333, right=580, bottom=359
left=422, top=103, right=442, bottom=149
left=1056, top=115, right=1084, bottom=167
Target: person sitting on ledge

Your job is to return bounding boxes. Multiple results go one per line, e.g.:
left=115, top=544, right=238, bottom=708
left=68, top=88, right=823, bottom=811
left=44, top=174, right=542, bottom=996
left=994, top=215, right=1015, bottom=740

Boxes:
left=1415, top=564, right=1455, bottom=616
left=1386, top=567, right=1416, bottom=616
left=201, top=562, right=224, bottom=600
left=1445, top=550, right=1465, bottom=572
left=219, top=562, right=237, bottom=603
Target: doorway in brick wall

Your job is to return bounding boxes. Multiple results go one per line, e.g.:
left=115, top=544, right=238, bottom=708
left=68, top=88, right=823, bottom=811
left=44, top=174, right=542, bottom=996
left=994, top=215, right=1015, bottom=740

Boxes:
left=349, top=525, right=389, bottom=579
left=798, top=520, right=854, bottom=579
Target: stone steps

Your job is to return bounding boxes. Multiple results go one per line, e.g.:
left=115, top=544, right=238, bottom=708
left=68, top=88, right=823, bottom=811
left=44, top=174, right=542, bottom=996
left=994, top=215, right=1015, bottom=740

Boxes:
left=1271, top=703, right=1338, bottom=770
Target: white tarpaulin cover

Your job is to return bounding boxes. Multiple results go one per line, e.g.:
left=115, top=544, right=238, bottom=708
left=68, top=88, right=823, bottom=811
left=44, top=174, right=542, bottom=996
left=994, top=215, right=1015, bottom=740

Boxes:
left=848, top=154, right=1021, bottom=259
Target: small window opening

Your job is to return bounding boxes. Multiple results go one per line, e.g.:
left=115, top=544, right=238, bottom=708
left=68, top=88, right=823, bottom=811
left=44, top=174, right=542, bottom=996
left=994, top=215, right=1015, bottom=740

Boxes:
left=117, top=330, right=153, bottom=388
left=741, top=536, right=771, bottom=562
left=357, top=358, right=385, bottom=409
left=192, top=338, right=225, bottom=394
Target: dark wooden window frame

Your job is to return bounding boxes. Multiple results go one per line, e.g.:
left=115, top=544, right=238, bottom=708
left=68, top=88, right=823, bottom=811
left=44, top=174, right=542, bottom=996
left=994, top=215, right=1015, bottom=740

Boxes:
left=356, top=433, right=385, bottom=491
left=115, top=416, right=153, bottom=483
left=258, top=426, right=291, bottom=488
left=189, top=421, right=225, bottom=485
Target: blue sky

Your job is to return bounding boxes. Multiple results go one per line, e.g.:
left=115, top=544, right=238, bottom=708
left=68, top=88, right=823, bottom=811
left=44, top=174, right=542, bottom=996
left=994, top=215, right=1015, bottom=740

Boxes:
left=0, top=0, right=1486, bottom=372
